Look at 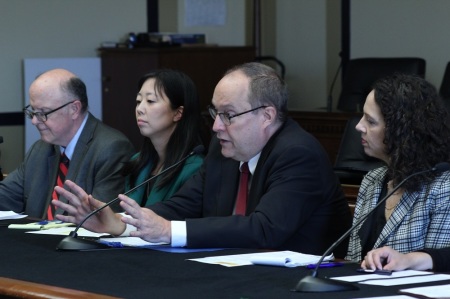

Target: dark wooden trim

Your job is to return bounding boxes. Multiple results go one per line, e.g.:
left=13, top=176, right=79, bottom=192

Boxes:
left=147, top=0, right=159, bottom=32
left=289, top=111, right=361, bottom=164
left=342, top=184, right=359, bottom=216
left=0, top=277, right=119, bottom=299
left=341, top=0, right=350, bottom=76
left=0, top=112, right=24, bottom=126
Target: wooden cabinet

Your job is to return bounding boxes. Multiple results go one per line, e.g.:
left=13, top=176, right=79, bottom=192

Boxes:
left=289, top=111, right=361, bottom=165
left=99, top=46, right=255, bottom=149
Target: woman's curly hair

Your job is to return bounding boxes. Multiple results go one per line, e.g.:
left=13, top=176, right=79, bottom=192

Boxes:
left=372, top=73, right=450, bottom=192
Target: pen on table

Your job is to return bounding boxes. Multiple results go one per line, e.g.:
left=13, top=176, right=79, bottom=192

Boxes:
left=97, top=240, right=124, bottom=248
left=38, top=220, right=64, bottom=225
left=306, top=262, right=344, bottom=269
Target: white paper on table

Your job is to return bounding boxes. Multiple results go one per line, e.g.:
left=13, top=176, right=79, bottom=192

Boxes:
left=400, top=284, right=450, bottom=298
left=359, top=274, right=450, bottom=286
left=250, top=251, right=333, bottom=268
left=0, top=211, right=27, bottom=220
left=332, top=270, right=432, bottom=283
left=189, top=250, right=332, bottom=267
left=332, top=270, right=450, bottom=286
left=27, top=227, right=109, bottom=238
left=352, top=295, right=413, bottom=299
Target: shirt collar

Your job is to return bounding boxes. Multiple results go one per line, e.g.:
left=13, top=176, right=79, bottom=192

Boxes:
left=239, top=152, right=261, bottom=175
left=60, top=114, right=88, bottom=159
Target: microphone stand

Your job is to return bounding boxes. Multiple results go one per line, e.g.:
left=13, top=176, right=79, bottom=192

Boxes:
left=292, top=162, right=450, bottom=292
left=326, top=57, right=342, bottom=112
left=56, top=145, right=204, bottom=251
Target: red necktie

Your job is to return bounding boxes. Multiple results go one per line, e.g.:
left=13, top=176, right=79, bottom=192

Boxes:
left=235, top=162, right=249, bottom=215
left=48, top=153, right=69, bottom=220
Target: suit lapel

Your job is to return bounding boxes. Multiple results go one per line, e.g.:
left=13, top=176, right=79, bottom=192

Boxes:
left=66, top=114, right=96, bottom=181
left=216, top=158, right=240, bottom=215
left=46, top=147, right=60, bottom=217
left=55, top=114, right=96, bottom=215
left=245, top=129, right=277, bottom=213
left=374, top=191, right=418, bottom=248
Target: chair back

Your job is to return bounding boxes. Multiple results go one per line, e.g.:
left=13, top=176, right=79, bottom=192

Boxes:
left=334, top=116, right=384, bottom=185
left=337, top=58, right=426, bottom=112
left=439, top=62, right=450, bottom=100
left=439, top=62, right=450, bottom=112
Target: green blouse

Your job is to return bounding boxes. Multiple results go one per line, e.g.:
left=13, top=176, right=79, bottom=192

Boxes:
left=124, top=154, right=203, bottom=207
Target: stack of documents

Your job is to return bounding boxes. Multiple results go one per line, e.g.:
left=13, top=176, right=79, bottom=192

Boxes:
left=189, top=250, right=333, bottom=267
left=332, top=270, right=450, bottom=286
left=26, top=227, right=110, bottom=238
left=0, top=211, right=27, bottom=220
left=8, top=220, right=74, bottom=230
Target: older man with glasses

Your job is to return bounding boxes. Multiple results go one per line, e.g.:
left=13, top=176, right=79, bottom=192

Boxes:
left=0, top=68, right=134, bottom=219
left=56, top=62, right=352, bottom=257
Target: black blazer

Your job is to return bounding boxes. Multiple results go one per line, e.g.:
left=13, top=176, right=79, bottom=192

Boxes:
left=151, top=118, right=352, bottom=257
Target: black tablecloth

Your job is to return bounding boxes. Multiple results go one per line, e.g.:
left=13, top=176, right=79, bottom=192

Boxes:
left=1, top=219, right=449, bottom=298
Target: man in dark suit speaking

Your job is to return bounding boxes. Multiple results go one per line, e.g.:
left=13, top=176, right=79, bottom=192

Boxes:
left=56, top=63, right=352, bottom=257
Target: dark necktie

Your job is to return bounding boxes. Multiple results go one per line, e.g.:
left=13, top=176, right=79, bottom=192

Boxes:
left=235, top=162, right=249, bottom=215
left=48, top=153, right=69, bottom=220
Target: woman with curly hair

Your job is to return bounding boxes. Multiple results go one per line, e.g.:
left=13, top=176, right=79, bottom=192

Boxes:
left=346, top=73, right=450, bottom=262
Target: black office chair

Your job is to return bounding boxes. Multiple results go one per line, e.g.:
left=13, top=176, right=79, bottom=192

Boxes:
left=337, top=57, right=426, bottom=112
left=334, top=116, right=384, bottom=185
left=439, top=62, right=450, bottom=112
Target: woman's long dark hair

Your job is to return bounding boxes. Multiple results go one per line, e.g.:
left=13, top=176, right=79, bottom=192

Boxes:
left=373, top=73, right=450, bottom=192
left=121, top=69, right=203, bottom=189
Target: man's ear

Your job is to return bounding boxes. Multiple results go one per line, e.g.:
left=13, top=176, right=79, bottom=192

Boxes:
left=173, top=106, right=184, bottom=122
left=262, top=106, right=277, bottom=127
left=70, top=100, right=82, bottom=119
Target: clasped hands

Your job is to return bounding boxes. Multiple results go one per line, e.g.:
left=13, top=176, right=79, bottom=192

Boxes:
left=52, top=180, right=171, bottom=244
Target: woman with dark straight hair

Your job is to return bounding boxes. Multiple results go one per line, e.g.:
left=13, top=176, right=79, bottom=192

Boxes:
left=122, top=69, right=204, bottom=207
left=52, top=69, right=204, bottom=234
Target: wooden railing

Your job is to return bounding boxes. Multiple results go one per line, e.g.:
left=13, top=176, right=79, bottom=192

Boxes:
left=0, top=277, right=119, bottom=299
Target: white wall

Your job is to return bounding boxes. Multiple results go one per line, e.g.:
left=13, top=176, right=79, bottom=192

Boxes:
left=276, top=0, right=330, bottom=111
left=351, top=0, right=450, bottom=89
left=173, top=0, right=334, bottom=111
left=177, top=0, right=247, bottom=46
left=3, top=0, right=447, bottom=173
left=0, top=0, right=340, bottom=171
left=0, top=0, right=146, bottom=173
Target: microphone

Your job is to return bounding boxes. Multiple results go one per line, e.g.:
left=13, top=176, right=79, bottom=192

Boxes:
left=292, top=162, right=450, bottom=292
left=56, top=145, right=205, bottom=251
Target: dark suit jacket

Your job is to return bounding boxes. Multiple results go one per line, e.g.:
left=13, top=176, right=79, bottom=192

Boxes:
left=0, top=113, right=135, bottom=218
left=151, top=118, right=352, bottom=257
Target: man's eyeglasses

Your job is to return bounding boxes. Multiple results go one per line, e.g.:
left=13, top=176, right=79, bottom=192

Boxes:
left=208, top=105, right=267, bottom=126
left=23, top=101, right=75, bottom=122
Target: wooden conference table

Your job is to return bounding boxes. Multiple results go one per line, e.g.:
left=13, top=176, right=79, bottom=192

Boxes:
left=1, top=219, right=449, bottom=298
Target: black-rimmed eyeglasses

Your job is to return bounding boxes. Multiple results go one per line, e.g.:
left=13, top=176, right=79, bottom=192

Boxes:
left=208, top=105, right=267, bottom=126
left=23, top=101, right=76, bottom=122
